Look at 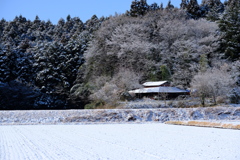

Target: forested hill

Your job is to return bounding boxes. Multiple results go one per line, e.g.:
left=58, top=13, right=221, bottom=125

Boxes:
left=0, top=0, right=240, bottom=110
left=0, top=15, right=104, bottom=109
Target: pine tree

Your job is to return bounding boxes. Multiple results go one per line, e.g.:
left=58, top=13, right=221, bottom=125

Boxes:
left=201, top=0, right=224, bottom=12
left=201, top=0, right=224, bottom=19
left=128, top=0, right=149, bottom=17
left=66, top=15, right=71, bottom=22
left=180, top=0, right=189, bottom=10
left=33, top=15, right=40, bottom=24
left=186, top=0, right=201, bottom=19
left=218, top=0, right=240, bottom=60
left=160, top=3, right=164, bottom=10
left=149, top=2, right=159, bottom=11
left=166, top=1, right=174, bottom=10
left=206, top=4, right=221, bottom=21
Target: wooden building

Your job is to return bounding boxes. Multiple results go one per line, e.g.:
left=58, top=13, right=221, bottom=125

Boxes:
left=129, top=81, right=189, bottom=100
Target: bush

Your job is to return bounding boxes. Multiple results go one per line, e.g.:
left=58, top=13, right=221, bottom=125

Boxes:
left=84, top=101, right=105, bottom=109
left=228, top=88, right=240, bottom=104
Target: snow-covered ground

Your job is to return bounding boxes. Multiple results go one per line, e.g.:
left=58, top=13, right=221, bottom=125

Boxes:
left=0, top=123, right=239, bottom=160
left=1, top=107, right=240, bottom=125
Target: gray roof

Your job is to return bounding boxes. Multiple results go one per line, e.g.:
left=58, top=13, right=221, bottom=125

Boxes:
left=129, top=87, right=189, bottom=94
left=142, top=81, right=168, bottom=87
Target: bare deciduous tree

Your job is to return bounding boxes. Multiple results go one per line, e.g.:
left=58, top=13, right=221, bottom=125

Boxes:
left=191, top=64, right=235, bottom=106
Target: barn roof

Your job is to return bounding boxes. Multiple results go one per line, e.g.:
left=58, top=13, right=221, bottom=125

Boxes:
left=142, top=81, right=168, bottom=87
left=129, top=87, right=189, bottom=94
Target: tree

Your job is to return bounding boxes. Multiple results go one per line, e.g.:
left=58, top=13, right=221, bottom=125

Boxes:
left=66, top=15, right=71, bottom=22
left=199, top=54, right=208, bottom=72
left=191, top=65, right=235, bottom=106
left=186, top=0, right=201, bottom=19
left=128, top=0, right=149, bottom=17
left=201, top=0, right=224, bottom=12
left=206, top=5, right=221, bottom=21
left=201, top=0, right=224, bottom=21
left=160, top=65, right=171, bottom=81
left=33, top=15, right=41, bottom=24
left=180, top=0, right=189, bottom=10
left=166, top=1, right=174, bottom=10
left=85, top=15, right=103, bottom=33
left=218, top=0, right=240, bottom=60
left=0, top=45, right=17, bottom=82
left=149, top=2, right=159, bottom=11
left=160, top=3, right=164, bottom=10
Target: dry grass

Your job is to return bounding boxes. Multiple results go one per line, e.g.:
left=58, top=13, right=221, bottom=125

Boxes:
left=165, top=121, right=240, bottom=130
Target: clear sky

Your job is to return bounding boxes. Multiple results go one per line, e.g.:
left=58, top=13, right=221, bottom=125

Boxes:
left=0, top=0, right=224, bottom=24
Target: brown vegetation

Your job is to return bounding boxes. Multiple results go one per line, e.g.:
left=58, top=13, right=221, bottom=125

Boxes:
left=165, top=120, right=240, bottom=130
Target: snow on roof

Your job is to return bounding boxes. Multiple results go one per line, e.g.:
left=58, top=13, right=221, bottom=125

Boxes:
left=129, top=87, right=189, bottom=94
left=142, top=81, right=168, bottom=87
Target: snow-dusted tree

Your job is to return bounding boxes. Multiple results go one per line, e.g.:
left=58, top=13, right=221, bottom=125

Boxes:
left=201, top=0, right=224, bottom=12
left=165, top=1, right=174, bottom=10
left=89, top=82, right=120, bottom=106
left=88, top=69, right=142, bottom=106
left=180, top=0, right=189, bottom=10
left=85, top=15, right=104, bottom=33
left=0, top=45, right=17, bottom=82
left=201, top=0, right=224, bottom=21
left=149, top=2, right=159, bottom=11
left=127, top=0, right=149, bottom=17
left=218, top=0, right=240, bottom=60
left=32, top=40, right=84, bottom=95
left=191, top=65, right=235, bottom=106
left=186, top=0, right=201, bottom=19
left=160, top=3, right=164, bottom=10
left=110, top=68, right=142, bottom=91
left=206, top=5, right=221, bottom=21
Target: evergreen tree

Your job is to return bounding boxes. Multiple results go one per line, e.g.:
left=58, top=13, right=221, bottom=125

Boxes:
left=160, top=65, right=171, bottom=81
left=201, top=0, right=224, bottom=19
left=166, top=1, right=174, bottom=10
left=66, top=15, right=71, bottom=22
left=206, top=4, right=221, bottom=21
left=186, top=0, right=201, bottom=19
left=33, top=15, right=40, bottom=24
left=128, top=0, right=149, bottom=17
left=201, top=0, right=224, bottom=12
left=199, top=54, right=208, bottom=72
left=180, top=0, right=189, bottom=10
left=218, top=0, right=240, bottom=60
left=149, top=2, right=159, bottom=11
left=85, top=15, right=102, bottom=33
left=160, top=3, right=164, bottom=10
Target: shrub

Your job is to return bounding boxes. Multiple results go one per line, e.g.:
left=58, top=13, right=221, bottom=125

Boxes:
left=84, top=101, right=105, bottom=109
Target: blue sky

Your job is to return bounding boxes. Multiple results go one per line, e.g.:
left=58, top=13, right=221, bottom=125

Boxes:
left=0, top=0, right=224, bottom=24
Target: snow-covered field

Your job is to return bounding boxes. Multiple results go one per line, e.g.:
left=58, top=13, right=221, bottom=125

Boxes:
left=0, top=123, right=239, bottom=160
left=1, top=107, right=240, bottom=125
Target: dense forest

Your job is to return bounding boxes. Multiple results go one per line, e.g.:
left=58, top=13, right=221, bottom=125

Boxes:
left=0, top=0, right=240, bottom=110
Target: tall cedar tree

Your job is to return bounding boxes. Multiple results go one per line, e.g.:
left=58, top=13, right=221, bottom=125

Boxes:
left=180, top=0, right=189, bottom=10
left=165, top=1, right=174, bottom=10
left=128, top=0, right=149, bottom=17
left=219, top=0, right=240, bottom=60
left=186, top=0, right=201, bottom=19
